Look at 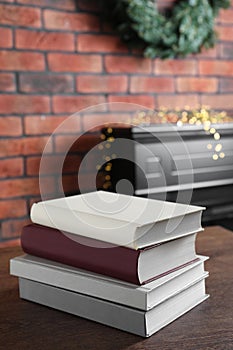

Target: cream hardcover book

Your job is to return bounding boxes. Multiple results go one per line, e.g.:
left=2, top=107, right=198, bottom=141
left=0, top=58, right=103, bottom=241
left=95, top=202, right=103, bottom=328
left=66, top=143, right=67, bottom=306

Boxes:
left=31, top=191, right=205, bottom=248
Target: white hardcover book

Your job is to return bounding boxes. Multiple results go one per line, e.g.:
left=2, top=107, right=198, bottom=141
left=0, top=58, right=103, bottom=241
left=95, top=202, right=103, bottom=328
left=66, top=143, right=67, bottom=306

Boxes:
left=18, top=277, right=209, bottom=337
left=31, top=191, right=205, bottom=248
left=11, top=255, right=208, bottom=311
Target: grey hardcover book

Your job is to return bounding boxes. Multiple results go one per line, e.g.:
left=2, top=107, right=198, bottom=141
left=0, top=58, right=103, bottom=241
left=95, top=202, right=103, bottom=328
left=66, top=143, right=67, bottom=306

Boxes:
left=11, top=255, right=208, bottom=310
left=18, top=277, right=209, bottom=337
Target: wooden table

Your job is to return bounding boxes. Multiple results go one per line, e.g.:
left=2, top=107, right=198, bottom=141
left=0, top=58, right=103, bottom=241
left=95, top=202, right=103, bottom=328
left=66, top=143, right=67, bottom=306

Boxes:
left=0, top=226, right=233, bottom=350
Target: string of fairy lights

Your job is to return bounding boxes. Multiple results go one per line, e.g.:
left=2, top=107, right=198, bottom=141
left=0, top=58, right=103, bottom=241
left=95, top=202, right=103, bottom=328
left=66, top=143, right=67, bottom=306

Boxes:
left=96, top=127, right=116, bottom=190
left=130, top=106, right=230, bottom=161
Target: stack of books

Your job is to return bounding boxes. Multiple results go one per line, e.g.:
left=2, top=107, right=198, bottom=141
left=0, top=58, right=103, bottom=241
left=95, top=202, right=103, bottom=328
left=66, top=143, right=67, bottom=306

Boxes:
left=10, top=191, right=209, bottom=337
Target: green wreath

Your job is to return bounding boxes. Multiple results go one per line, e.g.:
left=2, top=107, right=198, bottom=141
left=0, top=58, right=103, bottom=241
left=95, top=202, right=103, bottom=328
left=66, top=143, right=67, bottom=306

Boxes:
left=109, top=0, right=230, bottom=58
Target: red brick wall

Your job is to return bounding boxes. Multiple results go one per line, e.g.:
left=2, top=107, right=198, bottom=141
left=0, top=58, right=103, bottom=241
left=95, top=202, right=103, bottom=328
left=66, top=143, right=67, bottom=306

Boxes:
left=0, top=0, right=233, bottom=242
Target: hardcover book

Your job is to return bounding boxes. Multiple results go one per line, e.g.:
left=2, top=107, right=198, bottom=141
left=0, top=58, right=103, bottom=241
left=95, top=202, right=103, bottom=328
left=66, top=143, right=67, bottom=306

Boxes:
left=10, top=254, right=208, bottom=311
left=30, top=191, right=205, bottom=248
left=18, top=277, right=209, bottom=337
left=21, top=224, right=199, bottom=285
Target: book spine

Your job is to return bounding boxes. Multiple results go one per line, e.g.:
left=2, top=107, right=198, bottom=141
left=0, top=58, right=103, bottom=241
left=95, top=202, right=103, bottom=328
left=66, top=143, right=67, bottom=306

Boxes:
left=21, top=224, right=141, bottom=285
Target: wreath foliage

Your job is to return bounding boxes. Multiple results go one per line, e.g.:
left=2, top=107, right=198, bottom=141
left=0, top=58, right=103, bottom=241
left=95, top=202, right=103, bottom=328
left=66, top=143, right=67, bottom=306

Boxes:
left=108, top=0, right=230, bottom=58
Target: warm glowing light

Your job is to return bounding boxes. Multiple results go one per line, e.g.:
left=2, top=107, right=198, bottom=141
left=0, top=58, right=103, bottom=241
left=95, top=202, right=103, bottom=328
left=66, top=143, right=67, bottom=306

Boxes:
left=100, top=134, right=106, bottom=140
left=103, top=182, right=111, bottom=189
left=203, top=121, right=211, bottom=131
left=105, top=175, right=111, bottom=180
left=105, top=163, right=112, bottom=172
left=98, top=144, right=104, bottom=150
left=215, top=144, right=222, bottom=152
left=219, top=152, right=225, bottom=158
left=189, top=118, right=195, bottom=124
left=107, top=127, right=113, bottom=134
left=214, top=132, right=220, bottom=140
left=210, top=128, right=216, bottom=134
left=207, top=144, right=212, bottom=150
left=213, top=154, right=218, bottom=160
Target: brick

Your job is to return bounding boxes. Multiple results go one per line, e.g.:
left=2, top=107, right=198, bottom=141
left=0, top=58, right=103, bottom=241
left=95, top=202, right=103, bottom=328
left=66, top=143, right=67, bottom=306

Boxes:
left=200, top=94, right=233, bottom=110
left=26, top=156, right=50, bottom=176
left=27, top=154, right=81, bottom=176
left=0, top=199, right=27, bottom=220
left=219, top=9, right=233, bottom=24
left=0, top=95, right=50, bottom=114
left=0, top=178, right=39, bottom=198
left=0, top=176, right=55, bottom=198
left=77, top=75, right=128, bottom=93
left=157, top=94, right=200, bottom=109
left=16, top=0, right=76, bottom=10
left=0, top=158, right=24, bottom=178
left=108, top=95, right=155, bottom=109
left=176, top=78, right=218, bottom=93
left=25, top=136, right=53, bottom=155
left=199, top=60, right=233, bottom=76
left=1, top=219, right=31, bottom=239
left=19, top=74, right=74, bottom=93
left=154, top=59, right=197, bottom=75
left=130, top=77, right=174, bottom=93
left=0, top=117, right=22, bottom=136
left=0, top=51, right=45, bottom=71
left=16, top=29, right=75, bottom=51
left=48, top=53, right=102, bottom=72
left=217, top=26, right=233, bottom=41
left=24, top=115, right=81, bottom=135
left=105, top=56, right=151, bottom=73
left=0, top=4, right=41, bottom=27
left=220, top=78, right=233, bottom=92
left=0, top=136, right=51, bottom=157
left=78, top=35, right=128, bottom=53
left=0, top=28, right=13, bottom=48
left=195, top=46, right=218, bottom=58
left=43, top=10, right=100, bottom=31
left=52, top=95, right=106, bottom=113
left=220, top=43, right=233, bottom=58
left=82, top=113, right=132, bottom=131
left=0, top=73, right=15, bottom=92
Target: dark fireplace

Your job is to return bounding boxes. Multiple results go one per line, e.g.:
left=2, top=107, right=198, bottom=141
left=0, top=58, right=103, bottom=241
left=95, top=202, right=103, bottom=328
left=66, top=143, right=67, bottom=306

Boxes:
left=97, top=123, right=233, bottom=225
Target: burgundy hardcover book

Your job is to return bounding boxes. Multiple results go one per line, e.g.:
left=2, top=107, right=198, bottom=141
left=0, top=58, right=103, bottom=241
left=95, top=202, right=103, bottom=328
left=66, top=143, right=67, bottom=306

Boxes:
left=21, top=224, right=198, bottom=285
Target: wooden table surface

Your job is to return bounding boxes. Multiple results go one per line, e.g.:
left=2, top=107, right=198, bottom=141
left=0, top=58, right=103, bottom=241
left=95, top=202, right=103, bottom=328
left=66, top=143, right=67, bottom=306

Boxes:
left=0, top=226, right=233, bottom=350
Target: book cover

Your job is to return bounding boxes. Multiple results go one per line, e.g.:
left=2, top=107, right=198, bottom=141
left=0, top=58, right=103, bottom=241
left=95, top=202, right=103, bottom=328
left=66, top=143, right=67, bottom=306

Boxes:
left=21, top=223, right=199, bottom=285
left=18, top=277, right=209, bottom=337
left=31, top=191, right=205, bottom=248
left=10, top=254, right=209, bottom=311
